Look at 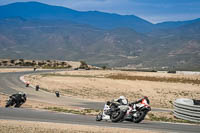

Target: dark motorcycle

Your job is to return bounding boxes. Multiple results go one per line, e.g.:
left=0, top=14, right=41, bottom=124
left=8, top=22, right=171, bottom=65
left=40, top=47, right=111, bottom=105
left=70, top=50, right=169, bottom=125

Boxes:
left=5, top=95, right=26, bottom=108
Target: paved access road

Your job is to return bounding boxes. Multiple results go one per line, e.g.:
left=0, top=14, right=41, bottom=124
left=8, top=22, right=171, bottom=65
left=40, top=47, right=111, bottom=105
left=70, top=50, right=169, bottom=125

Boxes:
left=0, top=70, right=199, bottom=133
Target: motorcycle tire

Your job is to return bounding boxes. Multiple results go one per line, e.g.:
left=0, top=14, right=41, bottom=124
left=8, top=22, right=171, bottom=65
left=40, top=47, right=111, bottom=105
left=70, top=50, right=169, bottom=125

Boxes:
left=96, top=112, right=103, bottom=121
left=14, top=103, right=23, bottom=108
left=5, top=100, right=13, bottom=108
left=111, top=110, right=126, bottom=123
left=132, top=111, right=146, bottom=123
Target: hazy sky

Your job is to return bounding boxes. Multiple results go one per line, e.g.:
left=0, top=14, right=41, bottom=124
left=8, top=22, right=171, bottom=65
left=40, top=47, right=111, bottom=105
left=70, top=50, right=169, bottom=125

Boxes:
left=0, top=0, right=200, bottom=23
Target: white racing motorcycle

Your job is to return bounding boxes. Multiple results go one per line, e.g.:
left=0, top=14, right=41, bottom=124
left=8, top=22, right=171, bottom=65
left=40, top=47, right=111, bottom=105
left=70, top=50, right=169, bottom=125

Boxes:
left=96, top=96, right=151, bottom=123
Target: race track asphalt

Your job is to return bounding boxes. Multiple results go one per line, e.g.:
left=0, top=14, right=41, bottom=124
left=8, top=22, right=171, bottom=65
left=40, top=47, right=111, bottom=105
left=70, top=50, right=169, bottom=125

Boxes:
left=0, top=70, right=199, bottom=132
left=0, top=107, right=200, bottom=133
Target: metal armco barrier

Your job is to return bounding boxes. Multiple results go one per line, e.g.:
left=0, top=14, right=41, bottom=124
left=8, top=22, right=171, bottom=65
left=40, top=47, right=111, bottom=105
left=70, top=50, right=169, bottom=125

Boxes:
left=173, top=98, right=200, bottom=122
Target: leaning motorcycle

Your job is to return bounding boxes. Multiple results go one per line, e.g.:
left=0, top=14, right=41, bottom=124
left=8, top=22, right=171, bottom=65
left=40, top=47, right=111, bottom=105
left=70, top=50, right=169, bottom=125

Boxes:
left=5, top=96, right=25, bottom=108
left=96, top=101, right=129, bottom=122
left=96, top=97, right=151, bottom=123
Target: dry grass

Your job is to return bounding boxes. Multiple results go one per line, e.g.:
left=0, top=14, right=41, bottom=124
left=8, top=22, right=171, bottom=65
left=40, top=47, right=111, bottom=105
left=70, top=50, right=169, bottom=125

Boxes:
left=0, top=120, right=161, bottom=133
left=107, top=74, right=200, bottom=84
left=146, top=112, right=199, bottom=124
left=24, top=70, right=200, bottom=108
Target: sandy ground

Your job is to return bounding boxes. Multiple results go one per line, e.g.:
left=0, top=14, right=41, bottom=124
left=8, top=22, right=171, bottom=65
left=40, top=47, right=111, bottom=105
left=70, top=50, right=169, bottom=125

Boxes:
left=0, top=120, right=162, bottom=133
left=0, top=68, right=38, bottom=73
left=25, top=70, right=200, bottom=108
left=56, top=70, right=200, bottom=80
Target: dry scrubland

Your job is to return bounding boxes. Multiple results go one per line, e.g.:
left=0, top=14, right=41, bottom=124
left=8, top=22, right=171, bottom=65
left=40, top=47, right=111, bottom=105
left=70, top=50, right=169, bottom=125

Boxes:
left=0, top=59, right=78, bottom=69
left=25, top=70, right=200, bottom=108
left=0, top=60, right=81, bottom=73
left=0, top=120, right=162, bottom=133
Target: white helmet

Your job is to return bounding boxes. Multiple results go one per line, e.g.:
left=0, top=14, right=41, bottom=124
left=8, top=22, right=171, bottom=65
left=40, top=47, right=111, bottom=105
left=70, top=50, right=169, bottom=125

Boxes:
left=18, top=92, right=23, bottom=95
left=119, top=96, right=125, bottom=100
left=119, top=96, right=128, bottom=105
left=18, top=92, right=26, bottom=97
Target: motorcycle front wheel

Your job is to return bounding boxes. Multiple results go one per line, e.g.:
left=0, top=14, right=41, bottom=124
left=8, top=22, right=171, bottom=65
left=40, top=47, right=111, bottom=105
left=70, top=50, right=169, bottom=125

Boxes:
left=5, top=99, right=13, bottom=108
left=96, top=112, right=103, bottom=121
left=111, top=110, right=126, bottom=122
left=132, top=111, right=146, bottom=123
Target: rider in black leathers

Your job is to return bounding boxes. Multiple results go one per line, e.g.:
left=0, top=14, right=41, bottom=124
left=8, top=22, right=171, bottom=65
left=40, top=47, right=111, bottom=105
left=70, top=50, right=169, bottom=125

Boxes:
left=10, top=92, right=27, bottom=107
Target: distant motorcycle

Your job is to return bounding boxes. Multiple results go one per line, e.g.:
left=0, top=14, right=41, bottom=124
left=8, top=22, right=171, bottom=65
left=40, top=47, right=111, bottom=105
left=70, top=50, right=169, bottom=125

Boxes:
left=96, top=96, right=151, bottom=123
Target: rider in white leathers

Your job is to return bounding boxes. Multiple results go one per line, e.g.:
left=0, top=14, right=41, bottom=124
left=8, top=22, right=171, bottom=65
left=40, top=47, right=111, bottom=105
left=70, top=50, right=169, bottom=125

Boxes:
left=102, top=96, right=128, bottom=120
left=114, top=96, right=128, bottom=105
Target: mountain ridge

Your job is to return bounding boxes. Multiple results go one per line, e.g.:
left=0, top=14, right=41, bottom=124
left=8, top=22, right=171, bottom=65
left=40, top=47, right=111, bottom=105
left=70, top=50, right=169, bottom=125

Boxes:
left=0, top=2, right=154, bottom=33
left=0, top=2, right=200, bottom=70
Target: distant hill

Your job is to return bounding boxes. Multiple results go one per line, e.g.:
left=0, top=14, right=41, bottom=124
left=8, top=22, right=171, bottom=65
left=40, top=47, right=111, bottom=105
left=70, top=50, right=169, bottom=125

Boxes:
left=0, top=2, right=200, bottom=70
left=0, top=17, right=147, bottom=66
left=0, top=2, right=154, bottom=33
left=143, top=21, right=200, bottom=70
left=155, top=18, right=200, bottom=30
